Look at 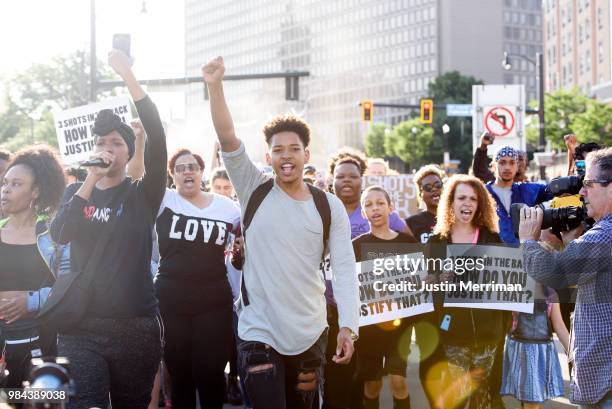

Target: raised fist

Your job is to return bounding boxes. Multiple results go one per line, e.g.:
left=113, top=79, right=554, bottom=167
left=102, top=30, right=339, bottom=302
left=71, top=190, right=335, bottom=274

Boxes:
left=480, top=131, right=495, bottom=148
left=202, top=57, right=225, bottom=85
left=564, top=134, right=577, bottom=151
left=131, top=119, right=145, bottom=141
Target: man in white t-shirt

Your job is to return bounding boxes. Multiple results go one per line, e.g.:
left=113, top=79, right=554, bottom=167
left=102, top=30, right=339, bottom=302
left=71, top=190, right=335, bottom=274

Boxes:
left=203, top=56, right=359, bottom=409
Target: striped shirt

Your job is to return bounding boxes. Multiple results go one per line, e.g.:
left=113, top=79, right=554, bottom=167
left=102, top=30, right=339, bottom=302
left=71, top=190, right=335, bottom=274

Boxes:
left=522, top=214, right=612, bottom=404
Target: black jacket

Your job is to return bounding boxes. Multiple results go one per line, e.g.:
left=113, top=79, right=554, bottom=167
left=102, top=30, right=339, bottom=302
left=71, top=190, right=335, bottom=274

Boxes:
left=427, top=228, right=510, bottom=346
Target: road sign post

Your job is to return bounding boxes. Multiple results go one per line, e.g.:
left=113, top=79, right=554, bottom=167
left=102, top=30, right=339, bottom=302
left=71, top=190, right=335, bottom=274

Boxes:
left=472, top=85, right=526, bottom=154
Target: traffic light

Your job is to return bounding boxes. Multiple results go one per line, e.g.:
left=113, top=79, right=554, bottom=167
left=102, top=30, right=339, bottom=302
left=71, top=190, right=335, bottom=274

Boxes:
left=420, top=99, right=433, bottom=124
left=361, top=100, right=373, bottom=122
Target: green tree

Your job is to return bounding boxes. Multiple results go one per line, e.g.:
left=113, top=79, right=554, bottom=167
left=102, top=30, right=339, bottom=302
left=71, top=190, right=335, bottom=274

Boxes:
left=428, top=71, right=483, bottom=171
left=526, top=88, right=590, bottom=149
left=572, top=99, right=612, bottom=147
left=0, top=51, right=114, bottom=151
left=384, top=118, right=437, bottom=169
left=364, top=123, right=389, bottom=158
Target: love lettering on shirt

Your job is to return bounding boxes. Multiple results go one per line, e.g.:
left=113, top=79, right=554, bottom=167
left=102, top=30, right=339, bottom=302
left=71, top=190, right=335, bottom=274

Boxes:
left=168, top=214, right=229, bottom=245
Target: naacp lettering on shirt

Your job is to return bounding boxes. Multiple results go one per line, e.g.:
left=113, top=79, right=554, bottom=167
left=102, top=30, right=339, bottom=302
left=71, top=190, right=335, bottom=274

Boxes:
left=82, top=203, right=124, bottom=223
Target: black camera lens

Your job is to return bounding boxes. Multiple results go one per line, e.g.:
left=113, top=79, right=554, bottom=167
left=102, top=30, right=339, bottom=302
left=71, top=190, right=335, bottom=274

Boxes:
left=545, top=175, right=583, bottom=196
left=511, top=203, right=586, bottom=237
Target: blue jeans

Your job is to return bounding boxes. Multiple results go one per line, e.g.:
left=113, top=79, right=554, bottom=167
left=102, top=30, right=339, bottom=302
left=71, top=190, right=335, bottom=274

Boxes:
left=238, top=330, right=327, bottom=409
left=580, top=391, right=612, bottom=409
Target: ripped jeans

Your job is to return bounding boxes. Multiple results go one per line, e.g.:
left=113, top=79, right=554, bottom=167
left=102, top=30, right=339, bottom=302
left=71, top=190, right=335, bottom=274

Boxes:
left=238, top=329, right=327, bottom=409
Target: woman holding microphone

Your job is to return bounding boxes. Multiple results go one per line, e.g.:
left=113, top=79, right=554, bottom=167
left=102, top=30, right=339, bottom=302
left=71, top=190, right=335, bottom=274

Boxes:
left=50, top=50, right=166, bottom=409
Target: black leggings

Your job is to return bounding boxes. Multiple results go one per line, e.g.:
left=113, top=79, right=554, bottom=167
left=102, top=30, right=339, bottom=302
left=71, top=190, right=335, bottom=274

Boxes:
left=162, top=306, right=233, bottom=409
left=58, top=315, right=162, bottom=409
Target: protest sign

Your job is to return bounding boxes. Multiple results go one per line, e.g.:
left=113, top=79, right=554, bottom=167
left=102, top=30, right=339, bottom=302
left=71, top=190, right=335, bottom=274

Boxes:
left=358, top=252, right=434, bottom=327
left=54, top=97, right=133, bottom=165
left=363, top=175, right=420, bottom=219
left=441, top=245, right=535, bottom=314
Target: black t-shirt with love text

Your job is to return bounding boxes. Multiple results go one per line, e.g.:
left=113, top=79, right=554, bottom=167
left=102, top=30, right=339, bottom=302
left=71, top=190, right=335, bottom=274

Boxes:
left=155, top=189, right=240, bottom=314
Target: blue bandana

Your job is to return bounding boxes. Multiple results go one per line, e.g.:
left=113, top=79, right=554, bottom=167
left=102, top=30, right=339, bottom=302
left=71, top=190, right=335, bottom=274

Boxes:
left=495, top=146, right=519, bottom=162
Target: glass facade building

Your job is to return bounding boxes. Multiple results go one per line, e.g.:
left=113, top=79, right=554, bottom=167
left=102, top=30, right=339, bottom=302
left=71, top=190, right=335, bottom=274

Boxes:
left=185, top=0, right=542, bottom=164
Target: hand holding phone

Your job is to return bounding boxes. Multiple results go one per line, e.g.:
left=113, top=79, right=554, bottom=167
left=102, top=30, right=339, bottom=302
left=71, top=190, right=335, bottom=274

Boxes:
left=112, top=33, right=131, bottom=58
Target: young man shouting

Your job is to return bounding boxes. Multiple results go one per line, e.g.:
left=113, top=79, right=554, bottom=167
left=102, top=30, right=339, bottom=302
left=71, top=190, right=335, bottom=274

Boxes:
left=203, top=56, right=359, bottom=409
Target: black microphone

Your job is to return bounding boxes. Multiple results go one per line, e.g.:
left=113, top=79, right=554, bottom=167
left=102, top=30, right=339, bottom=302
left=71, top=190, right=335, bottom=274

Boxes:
left=79, top=158, right=110, bottom=168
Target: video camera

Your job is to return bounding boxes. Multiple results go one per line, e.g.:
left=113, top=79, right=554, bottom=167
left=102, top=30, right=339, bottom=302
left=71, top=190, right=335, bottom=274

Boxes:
left=545, top=175, right=583, bottom=196
left=511, top=203, right=586, bottom=237
left=22, top=357, right=73, bottom=409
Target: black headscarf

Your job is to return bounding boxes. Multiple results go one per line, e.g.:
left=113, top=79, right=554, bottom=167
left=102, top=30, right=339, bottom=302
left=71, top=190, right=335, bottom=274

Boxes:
left=92, top=109, right=136, bottom=159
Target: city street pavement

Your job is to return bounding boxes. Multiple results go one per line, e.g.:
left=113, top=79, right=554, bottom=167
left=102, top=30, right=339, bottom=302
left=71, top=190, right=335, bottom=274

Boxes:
left=223, top=337, right=576, bottom=409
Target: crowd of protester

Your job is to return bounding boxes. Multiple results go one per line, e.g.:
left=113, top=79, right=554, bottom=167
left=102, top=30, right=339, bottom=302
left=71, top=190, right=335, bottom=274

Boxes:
left=0, top=51, right=610, bottom=409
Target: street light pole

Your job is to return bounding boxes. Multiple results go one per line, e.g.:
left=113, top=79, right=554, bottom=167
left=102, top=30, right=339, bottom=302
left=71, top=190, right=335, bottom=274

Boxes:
left=89, top=0, right=97, bottom=102
left=537, top=52, right=546, bottom=180
left=503, top=51, right=547, bottom=180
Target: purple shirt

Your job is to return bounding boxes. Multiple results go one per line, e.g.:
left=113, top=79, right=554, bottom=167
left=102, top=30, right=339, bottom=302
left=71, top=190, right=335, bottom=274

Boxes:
left=348, top=204, right=407, bottom=239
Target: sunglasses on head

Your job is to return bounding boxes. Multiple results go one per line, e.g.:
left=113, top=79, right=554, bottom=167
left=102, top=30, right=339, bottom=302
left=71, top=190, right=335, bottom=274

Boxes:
left=174, top=163, right=201, bottom=174
left=421, top=181, right=443, bottom=192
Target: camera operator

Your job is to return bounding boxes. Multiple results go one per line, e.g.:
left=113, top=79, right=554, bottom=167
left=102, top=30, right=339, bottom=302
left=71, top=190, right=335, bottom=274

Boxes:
left=551, top=135, right=604, bottom=347
left=519, top=147, right=612, bottom=408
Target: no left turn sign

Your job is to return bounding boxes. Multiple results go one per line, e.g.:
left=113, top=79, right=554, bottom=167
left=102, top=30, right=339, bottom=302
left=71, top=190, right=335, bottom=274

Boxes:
left=484, top=106, right=516, bottom=137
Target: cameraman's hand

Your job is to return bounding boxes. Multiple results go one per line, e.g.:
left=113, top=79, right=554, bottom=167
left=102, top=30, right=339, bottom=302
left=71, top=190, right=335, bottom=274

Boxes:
left=519, top=206, right=543, bottom=242
left=560, top=224, right=584, bottom=246
left=540, top=228, right=563, bottom=251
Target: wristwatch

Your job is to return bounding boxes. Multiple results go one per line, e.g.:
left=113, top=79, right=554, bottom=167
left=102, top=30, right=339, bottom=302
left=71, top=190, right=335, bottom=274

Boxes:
left=349, top=329, right=359, bottom=342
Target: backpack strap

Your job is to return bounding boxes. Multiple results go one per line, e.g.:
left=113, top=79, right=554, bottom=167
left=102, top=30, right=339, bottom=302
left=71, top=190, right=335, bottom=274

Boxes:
left=243, top=179, right=274, bottom=235
left=239, top=180, right=332, bottom=307
left=307, top=184, right=331, bottom=259
left=240, top=179, right=274, bottom=307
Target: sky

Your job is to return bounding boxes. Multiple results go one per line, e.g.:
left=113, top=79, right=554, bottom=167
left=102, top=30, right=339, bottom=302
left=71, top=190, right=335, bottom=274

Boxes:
left=0, top=0, right=185, bottom=79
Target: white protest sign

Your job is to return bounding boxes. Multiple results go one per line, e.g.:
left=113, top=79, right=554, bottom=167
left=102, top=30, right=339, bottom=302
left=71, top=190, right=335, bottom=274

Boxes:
left=358, top=252, right=434, bottom=327
left=442, top=245, right=535, bottom=314
left=54, top=97, right=133, bottom=165
left=362, top=175, right=420, bottom=219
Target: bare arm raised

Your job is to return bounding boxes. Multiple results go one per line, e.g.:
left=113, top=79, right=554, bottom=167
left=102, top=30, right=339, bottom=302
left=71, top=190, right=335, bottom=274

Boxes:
left=202, top=57, right=241, bottom=153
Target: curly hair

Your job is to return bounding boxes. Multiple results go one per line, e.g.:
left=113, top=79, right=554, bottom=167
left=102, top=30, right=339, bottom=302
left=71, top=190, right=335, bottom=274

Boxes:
left=413, top=164, right=446, bottom=198
left=328, top=147, right=368, bottom=176
left=575, top=142, right=604, bottom=160
left=433, top=174, right=499, bottom=238
left=263, top=114, right=311, bottom=147
left=6, top=145, right=66, bottom=214
left=0, top=148, right=11, bottom=162
left=168, top=148, right=205, bottom=175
